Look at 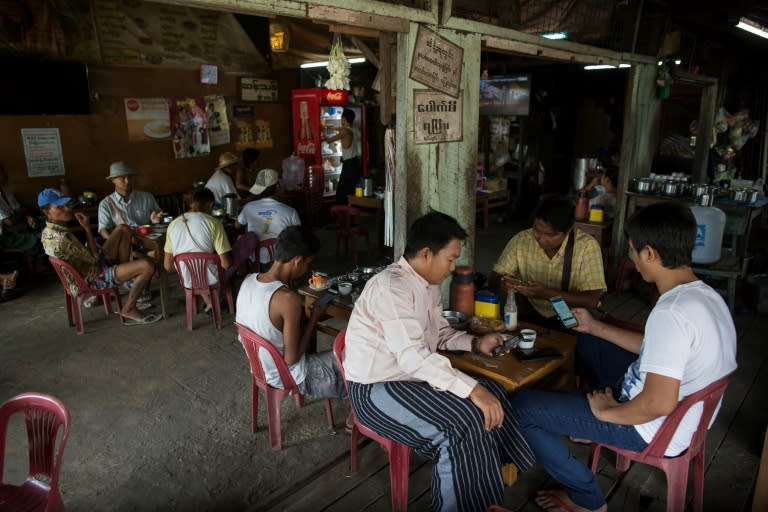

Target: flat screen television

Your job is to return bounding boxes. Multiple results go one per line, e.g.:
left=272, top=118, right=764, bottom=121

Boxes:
left=0, top=54, right=91, bottom=115
left=480, top=74, right=531, bottom=116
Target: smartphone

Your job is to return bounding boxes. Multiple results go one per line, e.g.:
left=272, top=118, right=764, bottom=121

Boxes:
left=549, top=296, right=579, bottom=329
left=491, top=334, right=523, bottom=357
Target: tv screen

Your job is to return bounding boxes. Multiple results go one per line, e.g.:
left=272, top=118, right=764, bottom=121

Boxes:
left=480, top=74, right=531, bottom=116
left=0, top=54, right=91, bottom=115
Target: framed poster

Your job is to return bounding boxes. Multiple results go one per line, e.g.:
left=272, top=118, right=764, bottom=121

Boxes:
left=409, top=25, right=463, bottom=98
left=414, top=90, right=462, bottom=144
left=240, top=77, right=278, bottom=102
left=21, top=128, right=65, bottom=177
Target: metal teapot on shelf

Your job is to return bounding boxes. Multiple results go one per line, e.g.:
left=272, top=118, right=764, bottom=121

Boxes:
left=222, top=193, right=240, bottom=218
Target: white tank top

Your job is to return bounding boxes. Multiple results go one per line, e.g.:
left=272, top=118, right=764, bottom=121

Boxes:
left=235, top=274, right=307, bottom=388
left=341, top=126, right=360, bottom=161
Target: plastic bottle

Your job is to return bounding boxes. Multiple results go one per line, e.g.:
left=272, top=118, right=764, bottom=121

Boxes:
left=588, top=204, right=605, bottom=223
left=504, top=289, right=518, bottom=330
left=450, top=266, right=475, bottom=318
left=690, top=205, right=726, bottom=264
left=575, top=191, right=589, bottom=220
left=474, top=291, right=500, bottom=319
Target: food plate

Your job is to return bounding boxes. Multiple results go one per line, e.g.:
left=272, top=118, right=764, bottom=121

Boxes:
left=146, top=233, right=163, bottom=240
left=143, top=120, right=171, bottom=139
left=309, top=283, right=329, bottom=291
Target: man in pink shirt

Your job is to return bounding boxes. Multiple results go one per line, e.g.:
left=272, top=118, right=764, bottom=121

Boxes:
left=343, top=211, right=535, bottom=511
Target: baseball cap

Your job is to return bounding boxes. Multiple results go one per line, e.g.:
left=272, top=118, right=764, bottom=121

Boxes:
left=38, top=188, right=72, bottom=208
left=250, top=169, right=279, bottom=195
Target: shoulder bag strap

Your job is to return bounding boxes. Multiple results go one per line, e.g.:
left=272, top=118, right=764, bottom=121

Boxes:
left=180, top=213, right=209, bottom=253
left=561, top=230, right=575, bottom=292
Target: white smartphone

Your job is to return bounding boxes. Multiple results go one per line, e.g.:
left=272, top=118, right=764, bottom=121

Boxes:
left=549, top=296, right=578, bottom=329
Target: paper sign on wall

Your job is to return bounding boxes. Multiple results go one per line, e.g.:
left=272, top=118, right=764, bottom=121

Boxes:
left=204, top=95, right=230, bottom=147
left=170, top=97, right=210, bottom=159
left=124, top=98, right=170, bottom=142
left=21, top=128, right=66, bottom=177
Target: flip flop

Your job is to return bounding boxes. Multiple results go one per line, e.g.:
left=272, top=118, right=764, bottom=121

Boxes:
left=535, top=490, right=577, bottom=512
left=123, top=313, right=162, bottom=325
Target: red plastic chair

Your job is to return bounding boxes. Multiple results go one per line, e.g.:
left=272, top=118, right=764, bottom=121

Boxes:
left=0, top=392, right=72, bottom=512
left=257, top=237, right=277, bottom=266
left=588, top=372, right=733, bottom=512
left=235, top=322, right=335, bottom=450
left=48, top=256, right=124, bottom=334
left=173, top=252, right=235, bottom=330
left=330, top=205, right=370, bottom=264
left=333, top=329, right=411, bottom=511
left=222, top=232, right=258, bottom=287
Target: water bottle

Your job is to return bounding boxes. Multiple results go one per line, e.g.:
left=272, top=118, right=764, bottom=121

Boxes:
left=504, top=289, right=518, bottom=330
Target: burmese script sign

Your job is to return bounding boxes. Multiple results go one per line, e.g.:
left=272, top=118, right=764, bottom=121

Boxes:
left=409, top=25, right=463, bottom=98
left=21, top=128, right=66, bottom=177
left=414, top=90, right=462, bottom=144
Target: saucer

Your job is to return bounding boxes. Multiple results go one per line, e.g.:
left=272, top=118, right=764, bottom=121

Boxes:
left=309, top=283, right=329, bottom=291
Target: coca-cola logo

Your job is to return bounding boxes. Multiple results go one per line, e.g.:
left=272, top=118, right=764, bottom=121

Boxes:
left=325, top=90, right=348, bottom=104
left=296, top=142, right=316, bottom=154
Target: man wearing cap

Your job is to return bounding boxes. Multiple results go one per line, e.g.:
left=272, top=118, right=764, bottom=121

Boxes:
left=98, top=161, right=163, bottom=241
left=236, top=169, right=300, bottom=271
left=205, top=152, right=239, bottom=206
left=39, top=188, right=160, bottom=324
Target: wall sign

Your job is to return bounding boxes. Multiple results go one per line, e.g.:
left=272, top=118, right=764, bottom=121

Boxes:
left=409, top=25, right=463, bottom=98
left=21, top=128, right=66, bottom=177
left=414, top=90, right=462, bottom=144
left=240, top=77, right=278, bottom=102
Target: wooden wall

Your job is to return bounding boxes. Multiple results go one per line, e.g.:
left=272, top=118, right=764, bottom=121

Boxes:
left=0, top=65, right=298, bottom=208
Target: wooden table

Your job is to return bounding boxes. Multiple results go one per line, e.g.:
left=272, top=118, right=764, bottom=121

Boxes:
left=347, top=195, right=384, bottom=248
left=476, top=190, right=510, bottom=228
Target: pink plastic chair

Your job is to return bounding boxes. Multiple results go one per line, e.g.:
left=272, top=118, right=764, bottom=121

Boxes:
left=333, top=329, right=411, bottom=511
left=0, top=392, right=72, bottom=512
left=48, top=256, right=124, bottom=334
left=235, top=322, right=335, bottom=450
left=222, top=232, right=258, bottom=287
left=173, top=252, right=234, bottom=330
left=330, top=205, right=370, bottom=264
left=257, top=237, right=277, bottom=266
left=588, top=372, right=733, bottom=512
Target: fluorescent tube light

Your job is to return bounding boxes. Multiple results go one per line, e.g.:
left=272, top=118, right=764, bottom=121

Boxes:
left=657, top=59, right=682, bottom=65
left=541, top=32, right=568, bottom=40
left=301, top=57, right=366, bottom=69
left=584, top=64, right=616, bottom=70
left=619, top=63, right=632, bottom=68
left=736, top=17, right=768, bottom=39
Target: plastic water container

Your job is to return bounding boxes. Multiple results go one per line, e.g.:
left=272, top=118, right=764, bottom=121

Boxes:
left=690, top=205, right=726, bottom=264
left=281, top=154, right=305, bottom=191
left=473, top=291, right=500, bottom=319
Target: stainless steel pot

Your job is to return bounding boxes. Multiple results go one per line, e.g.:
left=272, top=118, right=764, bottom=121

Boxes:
left=222, top=193, right=240, bottom=218
left=662, top=181, right=682, bottom=197
left=698, top=188, right=717, bottom=206
left=691, top=183, right=710, bottom=199
left=731, top=189, right=748, bottom=202
left=745, top=189, right=762, bottom=203
left=634, top=178, right=653, bottom=193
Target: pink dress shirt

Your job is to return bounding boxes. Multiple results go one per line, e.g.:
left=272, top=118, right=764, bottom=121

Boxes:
left=344, top=257, right=478, bottom=398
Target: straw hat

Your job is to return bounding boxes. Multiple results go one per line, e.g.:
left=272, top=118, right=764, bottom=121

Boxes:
left=216, top=152, right=240, bottom=170
left=250, top=169, right=279, bottom=195
left=106, top=161, right=138, bottom=180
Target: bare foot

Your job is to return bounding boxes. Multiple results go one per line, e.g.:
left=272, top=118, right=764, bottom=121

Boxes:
left=534, top=490, right=607, bottom=512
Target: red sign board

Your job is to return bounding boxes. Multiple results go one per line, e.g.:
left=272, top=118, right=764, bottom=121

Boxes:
left=324, top=89, right=348, bottom=105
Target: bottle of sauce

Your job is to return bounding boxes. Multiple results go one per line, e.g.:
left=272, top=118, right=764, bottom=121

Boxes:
left=504, top=289, right=518, bottom=330
left=450, top=266, right=475, bottom=318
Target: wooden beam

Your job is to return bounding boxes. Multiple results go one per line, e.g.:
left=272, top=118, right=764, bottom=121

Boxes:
left=694, top=82, right=718, bottom=183
left=307, top=4, right=409, bottom=33
left=347, top=35, right=380, bottom=69
left=484, top=36, right=622, bottom=66
left=309, top=0, right=437, bottom=24
left=378, top=32, right=394, bottom=125
left=326, top=24, right=380, bottom=39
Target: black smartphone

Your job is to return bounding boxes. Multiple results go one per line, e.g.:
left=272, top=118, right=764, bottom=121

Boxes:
left=549, top=296, right=579, bottom=329
left=491, top=334, right=523, bottom=357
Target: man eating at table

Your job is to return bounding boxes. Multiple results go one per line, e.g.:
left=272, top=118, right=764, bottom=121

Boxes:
left=342, top=211, right=535, bottom=512
left=39, top=188, right=160, bottom=325
left=235, top=225, right=347, bottom=401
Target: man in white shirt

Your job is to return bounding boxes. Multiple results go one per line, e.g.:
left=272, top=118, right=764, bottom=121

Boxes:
left=163, top=187, right=232, bottom=312
left=510, top=201, right=738, bottom=512
left=343, top=211, right=535, bottom=512
left=236, top=168, right=300, bottom=270
left=205, top=152, right=239, bottom=206
left=98, top=161, right=163, bottom=241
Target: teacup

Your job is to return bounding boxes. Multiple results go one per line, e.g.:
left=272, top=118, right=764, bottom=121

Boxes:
left=519, top=328, right=537, bottom=349
left=338, top=282, right=353, bottom=295
left=308, top=272, right=328, bottom=289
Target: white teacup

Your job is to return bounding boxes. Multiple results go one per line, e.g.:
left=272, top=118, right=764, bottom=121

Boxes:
left=519, top=328, right=537, bottom=349
left=338, top=282, right=353, bottom=296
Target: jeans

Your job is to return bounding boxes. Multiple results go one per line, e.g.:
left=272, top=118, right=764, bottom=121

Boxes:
left=576, top=332, right=638, bottom=390
left=510, top=389, right=648, bottom=510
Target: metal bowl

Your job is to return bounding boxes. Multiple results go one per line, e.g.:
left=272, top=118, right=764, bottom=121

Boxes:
left=442, top=310, right=468, bottom=330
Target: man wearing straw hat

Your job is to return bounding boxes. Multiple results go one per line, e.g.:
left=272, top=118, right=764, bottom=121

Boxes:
left=98, top=161, right=163, bottom=242
left=205, top=152, right=239, bottom=206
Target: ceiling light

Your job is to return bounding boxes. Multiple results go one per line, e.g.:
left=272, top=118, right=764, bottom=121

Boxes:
left=584, top=64, right=616, bottom=70
left=619, top=63, right=632, bottom=68
left=657, top=59, right=682, bottom=65
left=736, top=17, right=768, bottom=40
left=269, top=21, right=289, bottom=52
left=541, top=32, right=568, bottom=40
left=301, top=57, right=366, bottom=69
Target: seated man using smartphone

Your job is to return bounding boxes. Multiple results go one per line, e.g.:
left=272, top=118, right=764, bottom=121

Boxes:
left=488, top=195, right=607, bottom=331
left=509, top=202, right=737, bottom=512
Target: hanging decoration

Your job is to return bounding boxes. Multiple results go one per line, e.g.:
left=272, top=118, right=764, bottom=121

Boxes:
left=324, top=33, right=351, bottom=91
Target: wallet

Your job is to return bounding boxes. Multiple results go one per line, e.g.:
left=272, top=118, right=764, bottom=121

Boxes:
left=513, top=347, right=563, bottom=362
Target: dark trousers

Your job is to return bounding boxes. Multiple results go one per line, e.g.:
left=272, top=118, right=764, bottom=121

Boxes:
left=335, top=156, right=361, bottom=204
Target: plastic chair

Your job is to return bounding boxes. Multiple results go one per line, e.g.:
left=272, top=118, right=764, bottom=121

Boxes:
left=330, top=205, right=370, bottom=264
left=333, top=329, right=411, bottom=511
left=173, top=252, right=234, bottom=330
left=222, top=232, right=258, bottom=287
left=615, top=257, right=660, bottom=305
left=48, top=256, right=124, bottom=334
left=588, top=372, right=733, bottom=512
left=235, top=322, right=335, bottom=450
left=0, top=392, right=72, bottom=512
left=257, top=237, right=277, bottom=266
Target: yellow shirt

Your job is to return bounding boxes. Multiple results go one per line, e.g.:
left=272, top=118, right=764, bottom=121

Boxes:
left=493, top=228, right=606, bottom=318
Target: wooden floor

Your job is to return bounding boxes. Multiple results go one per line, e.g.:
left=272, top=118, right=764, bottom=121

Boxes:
left=255, top=290, right=768, bottom=512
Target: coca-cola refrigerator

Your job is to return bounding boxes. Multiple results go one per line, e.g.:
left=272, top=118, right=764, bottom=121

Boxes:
left=291, top=88, right=367, bottom=197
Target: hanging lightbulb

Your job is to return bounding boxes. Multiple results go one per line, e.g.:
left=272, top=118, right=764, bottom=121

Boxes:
left=269, top=20, right=289, bottom=52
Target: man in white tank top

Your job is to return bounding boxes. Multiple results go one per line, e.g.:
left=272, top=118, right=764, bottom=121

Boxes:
left=235, top=225, right=347, bottom=400
left=323, top=108, right=362, bottom=205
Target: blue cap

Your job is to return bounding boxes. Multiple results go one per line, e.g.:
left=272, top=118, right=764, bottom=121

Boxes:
left=37, top=188, right=72, bottom=208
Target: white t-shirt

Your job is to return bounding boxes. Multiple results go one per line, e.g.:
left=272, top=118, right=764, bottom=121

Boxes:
left=235, top=274, right=307, bottom=388
left=205, top=170, right=237, bottom=206
left=620, top=280, right=737, bottom=455
left=237, top=198, right=301, bottom=263
left=164, top=212, right=231, bottom=286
